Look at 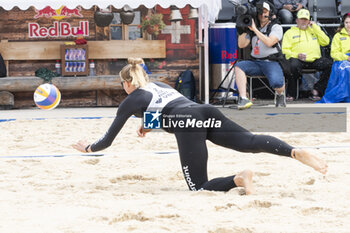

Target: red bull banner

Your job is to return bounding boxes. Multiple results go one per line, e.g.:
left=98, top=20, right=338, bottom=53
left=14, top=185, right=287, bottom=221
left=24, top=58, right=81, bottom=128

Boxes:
left=29, top=6, right=88, bottom=38
left=29, top=21, right=89, bottom=38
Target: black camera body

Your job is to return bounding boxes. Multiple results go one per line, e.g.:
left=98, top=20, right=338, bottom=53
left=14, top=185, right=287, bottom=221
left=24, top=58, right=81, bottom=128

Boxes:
left=236, top=3, right=256, bottom=27
left=236, top=0, right=266, bottom=28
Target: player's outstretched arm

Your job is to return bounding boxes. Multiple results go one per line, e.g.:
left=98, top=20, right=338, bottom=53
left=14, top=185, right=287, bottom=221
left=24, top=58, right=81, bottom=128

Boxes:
left=72, top=140, right=91, bottom=153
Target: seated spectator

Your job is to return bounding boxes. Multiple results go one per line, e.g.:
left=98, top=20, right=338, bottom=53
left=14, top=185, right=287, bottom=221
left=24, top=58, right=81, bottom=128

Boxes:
left=273, top=0, right=307, bottom=24
left=234, top=1, right=286, bottom=110
left=282, top=9, right=332, bottom=100
left=318, top=13, right=350, bottom=103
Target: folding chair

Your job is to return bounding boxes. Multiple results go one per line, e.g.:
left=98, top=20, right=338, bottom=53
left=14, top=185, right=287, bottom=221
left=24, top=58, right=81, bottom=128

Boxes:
left=248, top=75, right=275, bottom=100
left=247, top=75, right=286, bottom=105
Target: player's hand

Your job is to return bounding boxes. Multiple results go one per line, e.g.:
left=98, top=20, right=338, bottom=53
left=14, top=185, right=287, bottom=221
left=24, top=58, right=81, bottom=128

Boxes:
left=137, top=125, right=152, bottom=137
left=347, top=56, right=350, bottom=62
left=72, top=140, right=89, bottom=153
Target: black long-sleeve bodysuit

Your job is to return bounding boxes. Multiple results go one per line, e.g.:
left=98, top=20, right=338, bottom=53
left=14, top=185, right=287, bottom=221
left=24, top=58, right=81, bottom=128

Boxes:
left=91, top=82, right=293, bottom=191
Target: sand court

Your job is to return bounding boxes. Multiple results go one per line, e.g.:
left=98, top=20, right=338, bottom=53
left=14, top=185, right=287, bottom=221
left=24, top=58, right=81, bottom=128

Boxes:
left=0, top=105, right=349, bottom=232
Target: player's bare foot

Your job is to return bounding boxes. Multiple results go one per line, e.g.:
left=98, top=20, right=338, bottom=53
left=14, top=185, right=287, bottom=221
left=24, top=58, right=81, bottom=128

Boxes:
left=292, top=149, right=328, bottom=174
left=234, top=170, right=255, bottom=195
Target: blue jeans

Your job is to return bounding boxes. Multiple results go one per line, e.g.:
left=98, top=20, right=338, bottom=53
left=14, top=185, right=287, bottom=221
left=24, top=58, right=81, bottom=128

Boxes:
left=236, top=60, right=285, bottom=89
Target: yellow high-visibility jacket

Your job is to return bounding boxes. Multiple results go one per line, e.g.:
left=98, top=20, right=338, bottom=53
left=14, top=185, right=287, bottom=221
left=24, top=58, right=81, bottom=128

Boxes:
left=331, top=28, right=350, bottom=61
left=282, top=24, right=330, bottom=62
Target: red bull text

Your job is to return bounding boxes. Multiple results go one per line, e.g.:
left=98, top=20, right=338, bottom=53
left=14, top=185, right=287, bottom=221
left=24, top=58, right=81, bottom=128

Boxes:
left=221, top=50, right=237, bottom=60
left=28, top=21, right=89, bottom=38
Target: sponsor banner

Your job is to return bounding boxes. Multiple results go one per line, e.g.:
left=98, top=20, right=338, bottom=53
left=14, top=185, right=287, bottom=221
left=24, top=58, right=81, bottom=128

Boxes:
left=28, top=21, right=89, bottom=38
left=29, top=6, right=88, bottom=38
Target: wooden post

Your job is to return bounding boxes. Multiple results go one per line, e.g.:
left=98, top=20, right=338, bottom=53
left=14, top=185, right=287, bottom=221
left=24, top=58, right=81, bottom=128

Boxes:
left=1, top=40, right=9, bottom=76
left=5, top=60, right=9, bottom=77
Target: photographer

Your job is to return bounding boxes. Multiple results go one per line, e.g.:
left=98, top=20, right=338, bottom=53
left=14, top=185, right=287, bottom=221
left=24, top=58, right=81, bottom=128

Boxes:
left=273, top=0, right=307, bottom=24
left=235, top=1, right=286, bottom=110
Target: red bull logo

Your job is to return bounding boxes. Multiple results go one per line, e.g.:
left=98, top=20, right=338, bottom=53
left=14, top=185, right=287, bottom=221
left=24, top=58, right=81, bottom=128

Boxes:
left=60, top=6, right=83, bottom=18
left=34, top=6, right=83, bottom=19
left=34, top=6, right=57, bottom=19
left=28, top=21, right=89, bottom=38
left=30, top=6, right=86, bottom=38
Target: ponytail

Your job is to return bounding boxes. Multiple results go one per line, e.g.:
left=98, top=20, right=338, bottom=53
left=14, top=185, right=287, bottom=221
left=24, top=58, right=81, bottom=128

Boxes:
left=119, top=58, right=149, bottom=88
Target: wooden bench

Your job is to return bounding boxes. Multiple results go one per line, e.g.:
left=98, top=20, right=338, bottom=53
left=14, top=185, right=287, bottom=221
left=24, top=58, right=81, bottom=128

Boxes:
left=0, top=74, right=168, bottom=92
left=0, top=74, right=168, bottom=108
left=0, top=39, right=166, bottom=76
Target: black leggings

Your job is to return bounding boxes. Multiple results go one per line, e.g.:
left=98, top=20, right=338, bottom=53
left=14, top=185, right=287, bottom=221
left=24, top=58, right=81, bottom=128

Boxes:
left=171, top=105, right=294, bottom=192
left=287, top=57, right=332, bottom=98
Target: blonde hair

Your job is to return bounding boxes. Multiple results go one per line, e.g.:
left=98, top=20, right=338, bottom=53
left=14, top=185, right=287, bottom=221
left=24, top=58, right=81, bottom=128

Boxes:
left=119, top=58, right=149, bottom=88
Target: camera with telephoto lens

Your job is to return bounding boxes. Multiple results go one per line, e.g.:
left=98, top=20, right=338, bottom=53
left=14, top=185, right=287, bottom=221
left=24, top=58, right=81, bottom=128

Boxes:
left=236, top=3, right=257, bottom=28
left=235, top=0, right=266, bottom=30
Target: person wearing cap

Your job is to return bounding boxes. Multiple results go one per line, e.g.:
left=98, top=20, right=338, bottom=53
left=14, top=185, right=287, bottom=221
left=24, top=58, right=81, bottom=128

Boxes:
left=235, top=1, right=286, bottom=110
left=282, top=9, right=332, bottom=100
left=318, top=13, right=350, bottom=103
left=273, top=0, right=307, bottom=24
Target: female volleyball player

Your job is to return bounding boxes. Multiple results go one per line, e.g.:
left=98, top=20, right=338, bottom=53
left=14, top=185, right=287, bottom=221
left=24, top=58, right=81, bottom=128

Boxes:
left=72, top=58, right=328, bottom=194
